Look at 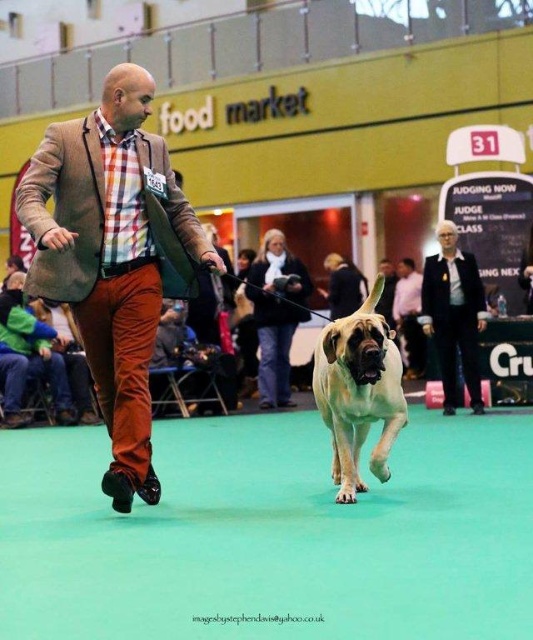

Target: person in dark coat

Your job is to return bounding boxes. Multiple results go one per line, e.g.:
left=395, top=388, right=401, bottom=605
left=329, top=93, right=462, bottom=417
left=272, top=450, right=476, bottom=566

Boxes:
left=317, top=253, right=369, bottom=320
left=245, top=229, right=313, bottom=410
left=233, top=249, right=259, bottom=398
left=187, top=223, right=236, bottom=344
left=374, top=258, right=398, bottom=331
left=419, top=220, right=490, bottom=416
left=517, top=222, right=533, bottom=314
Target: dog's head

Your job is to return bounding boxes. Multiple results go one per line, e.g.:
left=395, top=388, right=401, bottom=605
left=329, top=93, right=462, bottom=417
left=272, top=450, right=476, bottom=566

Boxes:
left=322, top=314, right=395, bottom=386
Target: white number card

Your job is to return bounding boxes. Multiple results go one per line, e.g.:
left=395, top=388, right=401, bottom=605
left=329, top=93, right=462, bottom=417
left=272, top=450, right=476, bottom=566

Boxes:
left=143, top=167, right=168, bottom=199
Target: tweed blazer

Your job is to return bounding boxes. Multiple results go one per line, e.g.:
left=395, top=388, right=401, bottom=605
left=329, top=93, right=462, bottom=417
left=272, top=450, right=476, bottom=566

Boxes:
left=16, top=112, right=214, bottom=302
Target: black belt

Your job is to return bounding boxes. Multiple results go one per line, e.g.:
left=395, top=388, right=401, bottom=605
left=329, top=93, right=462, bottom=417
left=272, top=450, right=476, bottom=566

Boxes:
left=99, top=255, right=158, bottom=280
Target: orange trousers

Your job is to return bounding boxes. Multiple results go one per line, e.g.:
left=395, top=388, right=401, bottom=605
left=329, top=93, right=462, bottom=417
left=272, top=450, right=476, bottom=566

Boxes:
left=72, top=263, right=162, bottom=488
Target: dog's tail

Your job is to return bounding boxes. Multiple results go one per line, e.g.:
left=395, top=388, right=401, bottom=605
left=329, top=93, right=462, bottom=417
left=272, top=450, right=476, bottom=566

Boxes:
left=358, top=273, right=385, bottom=314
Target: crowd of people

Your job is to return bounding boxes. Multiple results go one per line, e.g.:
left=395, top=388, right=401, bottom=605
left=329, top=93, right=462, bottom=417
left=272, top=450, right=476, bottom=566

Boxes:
left=0, top=266, right=100, bottom=428
left=0, top=226, right=496, bottom=427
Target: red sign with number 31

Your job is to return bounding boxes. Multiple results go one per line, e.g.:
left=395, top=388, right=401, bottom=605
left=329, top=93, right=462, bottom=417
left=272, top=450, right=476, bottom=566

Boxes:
left=470, top=130, right=500, bottom=156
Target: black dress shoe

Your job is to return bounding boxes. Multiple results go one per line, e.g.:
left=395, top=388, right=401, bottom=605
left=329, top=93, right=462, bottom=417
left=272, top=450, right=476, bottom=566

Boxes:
left=259, top=401, right=275, bottom=410
left=443, top=405, right=456, bottom=416
left=137, top=464, right=161, bottom=506
left=101, top=470, right=134, bottom=513
left=278, top=400, right=298, bottom=408
left=472, top=403, right=485, bottom=416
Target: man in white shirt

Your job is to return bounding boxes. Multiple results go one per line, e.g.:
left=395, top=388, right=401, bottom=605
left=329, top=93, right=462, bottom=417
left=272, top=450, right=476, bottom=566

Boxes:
left=393, top=258, right=426, bottom=379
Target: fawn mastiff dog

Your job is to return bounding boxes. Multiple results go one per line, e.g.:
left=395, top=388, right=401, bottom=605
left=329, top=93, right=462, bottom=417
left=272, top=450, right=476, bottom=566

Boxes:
left=313, top=273, right=408, bottom=504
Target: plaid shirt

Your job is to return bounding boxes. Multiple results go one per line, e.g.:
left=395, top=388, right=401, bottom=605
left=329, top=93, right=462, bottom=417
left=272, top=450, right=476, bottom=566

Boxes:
left=95, top=108, right=155, bottom=266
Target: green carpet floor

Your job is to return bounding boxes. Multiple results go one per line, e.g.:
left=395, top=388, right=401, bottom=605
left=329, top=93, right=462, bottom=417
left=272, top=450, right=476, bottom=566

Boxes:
left=1, top=404, right=532, bottom=640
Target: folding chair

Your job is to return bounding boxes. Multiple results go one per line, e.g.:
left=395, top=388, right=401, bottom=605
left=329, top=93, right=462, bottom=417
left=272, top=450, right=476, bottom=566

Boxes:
left=174, top=361, right=229, bottom=417
left=0, top=374, right=55, bottom=426
left=149, top=366, right=190, bottom=418
left=22, top=378, right=56, bottom=425
left=149, top=360, right=229, bottom=419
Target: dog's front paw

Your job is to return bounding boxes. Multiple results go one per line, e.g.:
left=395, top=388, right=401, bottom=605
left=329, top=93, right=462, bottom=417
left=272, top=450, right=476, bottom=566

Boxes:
left=355, top=478, right=369, bottom=492
left=335, top=487, right=357, bottom=504
left=369, top=459, right=391, bottom=483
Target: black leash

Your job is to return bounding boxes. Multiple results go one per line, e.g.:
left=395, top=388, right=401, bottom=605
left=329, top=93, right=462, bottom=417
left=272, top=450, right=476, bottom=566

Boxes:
left=200, top=260, right=332, bottom=323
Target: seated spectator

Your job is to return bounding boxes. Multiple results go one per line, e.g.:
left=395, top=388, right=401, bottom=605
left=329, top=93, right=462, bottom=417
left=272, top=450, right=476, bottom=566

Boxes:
left=151, top=300, right=197, bottom=369
left=0, top=272, right=77, bottom=429
left=150, top=299, right=239, bottom=415
left=29, top=297, right=101, bottom=425
left=150, top=299, right=202, bottom=412
left=2, top=255, right=27, bottom=292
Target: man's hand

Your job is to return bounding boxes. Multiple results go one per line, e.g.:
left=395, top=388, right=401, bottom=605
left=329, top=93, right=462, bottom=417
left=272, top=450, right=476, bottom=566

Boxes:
left=41, top=227, right=79, bottom=253
left=201, top=251, right=227, bottom=276
left=478, top=319, right=487, bottom=333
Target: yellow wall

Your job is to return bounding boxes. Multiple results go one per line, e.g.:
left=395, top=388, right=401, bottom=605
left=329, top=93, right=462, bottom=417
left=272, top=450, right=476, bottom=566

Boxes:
left=2, top=26, right=533, bottom=227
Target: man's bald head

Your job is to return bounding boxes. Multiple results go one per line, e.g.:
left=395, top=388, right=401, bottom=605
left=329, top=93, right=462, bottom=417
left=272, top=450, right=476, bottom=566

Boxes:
left=102, top=63, right=155, bottom=104
left=100, top=63, right=156, bottom=136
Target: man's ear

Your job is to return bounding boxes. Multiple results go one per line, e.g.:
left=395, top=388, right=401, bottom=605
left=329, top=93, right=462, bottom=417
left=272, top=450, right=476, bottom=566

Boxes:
left=322, top=325, right=339, bottom=364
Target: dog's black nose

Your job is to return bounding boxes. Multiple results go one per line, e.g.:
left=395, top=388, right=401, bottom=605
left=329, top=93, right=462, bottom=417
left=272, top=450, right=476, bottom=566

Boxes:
left=363, top=347, right=380, bottom=360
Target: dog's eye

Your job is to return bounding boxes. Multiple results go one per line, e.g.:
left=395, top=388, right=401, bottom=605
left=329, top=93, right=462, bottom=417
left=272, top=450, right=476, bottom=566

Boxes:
left=348, top=328, right=363, bottom=348
left=370, top=327, right=384, bottom=344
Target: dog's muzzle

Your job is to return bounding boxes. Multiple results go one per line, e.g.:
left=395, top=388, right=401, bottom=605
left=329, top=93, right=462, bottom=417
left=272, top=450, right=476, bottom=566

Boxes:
left=348, top=343, right=386, bottom=386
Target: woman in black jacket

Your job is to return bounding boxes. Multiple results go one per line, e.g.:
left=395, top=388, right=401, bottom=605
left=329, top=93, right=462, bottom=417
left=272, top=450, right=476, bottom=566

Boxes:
left=245, top=229, right=313, bottom=410
left=420, top=220, right=489, bottom=416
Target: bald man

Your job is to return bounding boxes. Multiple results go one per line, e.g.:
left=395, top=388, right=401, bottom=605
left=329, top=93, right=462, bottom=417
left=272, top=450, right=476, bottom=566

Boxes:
left=16, top=63, right=226, bottom=514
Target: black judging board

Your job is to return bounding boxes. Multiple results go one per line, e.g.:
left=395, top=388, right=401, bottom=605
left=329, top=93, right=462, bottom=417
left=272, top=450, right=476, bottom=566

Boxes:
left=439, top=172, right=533, bottom=316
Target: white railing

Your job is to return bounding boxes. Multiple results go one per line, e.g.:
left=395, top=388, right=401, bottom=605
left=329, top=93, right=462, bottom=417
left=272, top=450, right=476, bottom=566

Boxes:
left=0, top=0, right=531, bottom=117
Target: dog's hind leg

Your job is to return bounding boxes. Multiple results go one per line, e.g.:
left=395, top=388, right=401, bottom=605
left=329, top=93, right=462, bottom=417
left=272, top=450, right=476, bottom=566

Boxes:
left=333, top=420, right=357, bottom=503
left=354, top=423, right=371, bottom=492
left=331, top=433, right=341, bottom=485
left=369, top=413, right=407, bottom=483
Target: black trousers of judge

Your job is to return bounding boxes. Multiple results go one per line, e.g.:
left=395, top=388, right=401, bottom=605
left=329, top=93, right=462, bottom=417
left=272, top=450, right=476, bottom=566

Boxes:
left=433, top=305, right=483, bottom=408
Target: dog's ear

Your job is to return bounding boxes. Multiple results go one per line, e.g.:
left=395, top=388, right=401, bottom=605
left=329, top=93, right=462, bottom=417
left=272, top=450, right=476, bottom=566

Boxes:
left=323, top=325, right=339, bottom=364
